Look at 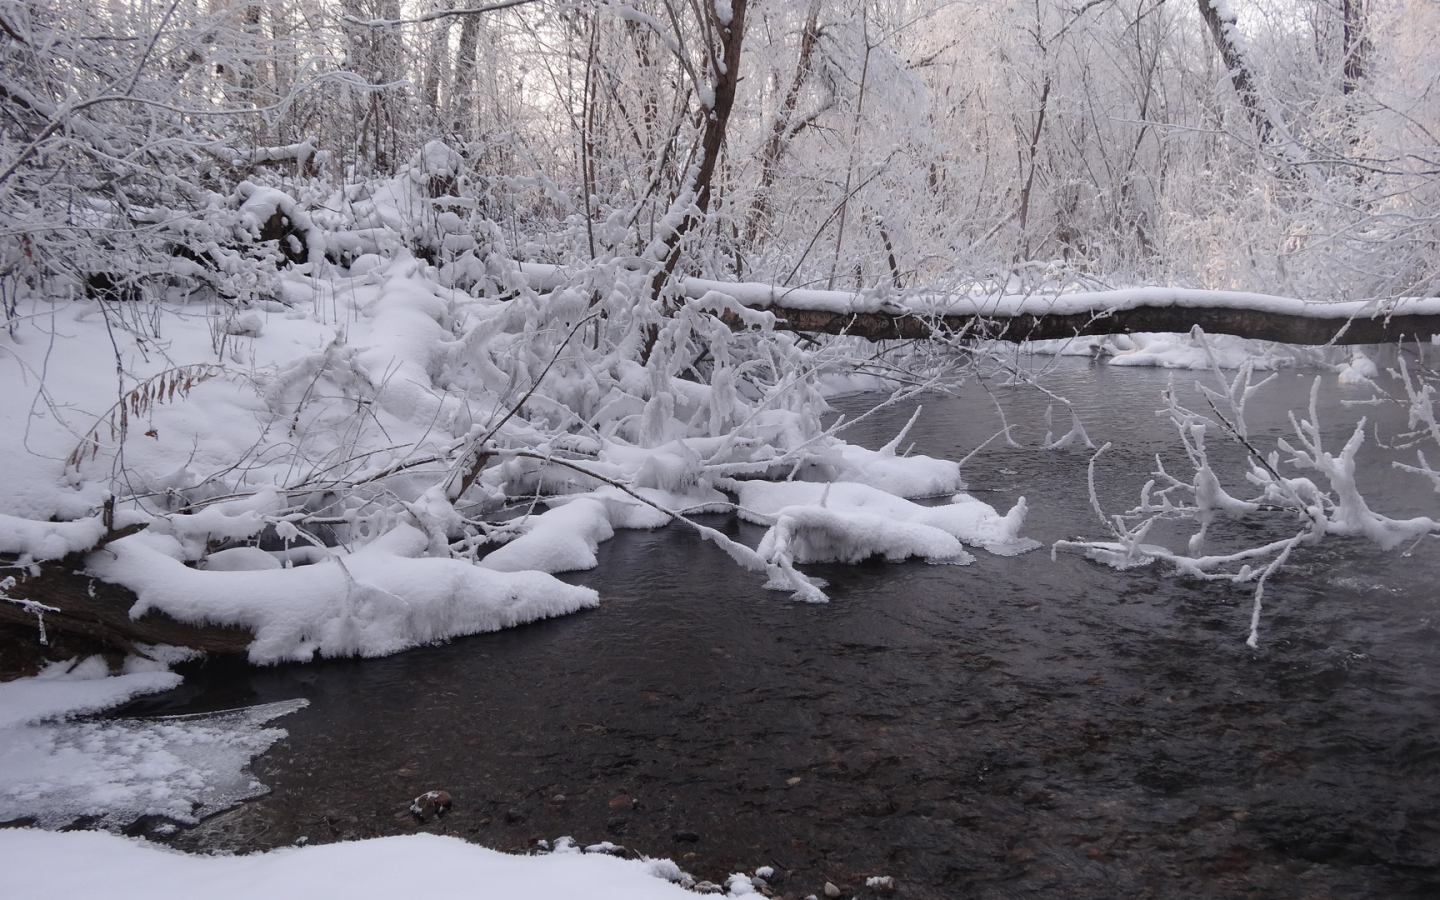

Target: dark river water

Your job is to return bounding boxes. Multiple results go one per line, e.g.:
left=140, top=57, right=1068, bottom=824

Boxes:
left=117, top=357, right=1440, bottom=899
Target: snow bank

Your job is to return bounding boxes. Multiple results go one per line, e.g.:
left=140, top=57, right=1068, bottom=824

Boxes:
left=87, top=526, right=598, bottom=664
left=0, top=830, right=697, bottom=900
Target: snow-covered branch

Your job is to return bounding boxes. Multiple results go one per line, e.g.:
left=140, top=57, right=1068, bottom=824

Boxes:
left=1057, top=334, right=1440, bottom=646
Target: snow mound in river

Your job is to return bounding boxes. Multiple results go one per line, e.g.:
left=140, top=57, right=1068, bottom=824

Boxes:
left=737, top=481, right=1038, bottom=601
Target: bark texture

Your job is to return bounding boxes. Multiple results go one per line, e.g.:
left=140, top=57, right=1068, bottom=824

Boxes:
left=728, top=303, right=1440, bottom=346
left=1, top=554, right=253, bottom=677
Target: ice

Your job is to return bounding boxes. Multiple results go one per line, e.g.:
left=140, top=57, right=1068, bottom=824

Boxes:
left=88, top=526, right=599, bottom=664
left=0, top=657, right=182, bottom=730
left=0, top=657, right=305, bottom=829
left=0, top=699, right=306, bottom=828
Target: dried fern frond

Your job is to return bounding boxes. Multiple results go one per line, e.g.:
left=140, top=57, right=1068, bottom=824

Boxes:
left=66, top=365, right=226, bottom=469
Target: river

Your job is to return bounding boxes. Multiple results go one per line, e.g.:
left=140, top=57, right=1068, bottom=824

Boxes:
left=114, top=357, right=1440, bottom=899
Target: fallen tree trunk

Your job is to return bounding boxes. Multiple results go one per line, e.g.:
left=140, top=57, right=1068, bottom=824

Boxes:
left=519, top=265, right=1440, bottom=346
left=1, top=555, right=252, bottom=677
left=683, top=280, right=1440, bottom=346
left=741, top=302, right=1440, bottom=346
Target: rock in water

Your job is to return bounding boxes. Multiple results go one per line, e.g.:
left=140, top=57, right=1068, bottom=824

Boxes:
left=409, top=790, right=452, bottom=822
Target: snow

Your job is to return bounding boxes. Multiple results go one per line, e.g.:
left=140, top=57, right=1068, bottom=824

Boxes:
left=0, top=512, right=106, bottom=561
left=738, top=481, right=1038, bottom=602
left=479, top=498, right=615, bottom=573
left=1107, top=334, right=1288, bottom=370
left=1337, top=349, right=1379, bottom=385
left=0, top=830, right=698, bottom=900
left=0, top=219, right=1058, bottom=655
left=739, top=481, right=1036, bottom=556
left=89, top=526, right=599, bottom=665
left=824, top=442, right=963, bottom=497
left=199, top=546, right=283, bottom=571
left=4, top=143, right=1403, bottom=669
left=1022, top=331, right=1315, bottom=370
left=726, top=871, right=757, bottom=894
left=671, top=277, right=1440, bottom=321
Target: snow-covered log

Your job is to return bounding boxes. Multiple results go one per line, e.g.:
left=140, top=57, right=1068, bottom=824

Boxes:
left=697, top=281, right=1440, bottom=345
left=519, top=266, right=1440, bottom=345
left=0, top=558, right=254, bottom=659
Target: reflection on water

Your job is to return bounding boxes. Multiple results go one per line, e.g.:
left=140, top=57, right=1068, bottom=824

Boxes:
left=119, top=359, right=1440, bottom=899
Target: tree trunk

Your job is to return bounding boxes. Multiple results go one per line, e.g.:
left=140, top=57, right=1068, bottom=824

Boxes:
left=1342, top=0, right=1367, bottom=96
left=743, top=0, right=822, bottom=246
left=732, top=303, right=1440, bottom=345
left=672, top=281, right=1440, bottom=346
left=647, top=0, right=749, bottom=303
left=1196, top=0, right=1272, bottom=144
left=452, top=8, right=482, bottom=135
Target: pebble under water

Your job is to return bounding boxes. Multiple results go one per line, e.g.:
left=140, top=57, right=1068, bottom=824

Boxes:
left=116, top=358, right=1440, bottom=899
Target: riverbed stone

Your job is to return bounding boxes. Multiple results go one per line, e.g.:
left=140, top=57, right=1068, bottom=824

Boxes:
left=408, top=790, right=451, bottom=822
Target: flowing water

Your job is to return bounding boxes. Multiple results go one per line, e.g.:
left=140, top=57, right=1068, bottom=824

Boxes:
left=117, top=358, right=1440, bottom=899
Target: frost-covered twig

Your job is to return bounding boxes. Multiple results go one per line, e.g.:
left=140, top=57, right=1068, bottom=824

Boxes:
left=1, top=576, right=59, bottom=645
left=1057, top=331, right=1440, bottom=645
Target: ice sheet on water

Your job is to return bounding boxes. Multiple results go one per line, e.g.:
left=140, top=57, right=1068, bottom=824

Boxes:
left=0, top=698, right=307, bottom=829
left=0, top=656, right=183, bottom=730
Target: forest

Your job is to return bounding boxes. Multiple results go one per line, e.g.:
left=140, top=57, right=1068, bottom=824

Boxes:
left=2, top=0, right=1436, bottom=302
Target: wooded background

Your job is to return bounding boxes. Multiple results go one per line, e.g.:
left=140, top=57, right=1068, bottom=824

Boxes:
left=2, top=0, right=1438, bottom=314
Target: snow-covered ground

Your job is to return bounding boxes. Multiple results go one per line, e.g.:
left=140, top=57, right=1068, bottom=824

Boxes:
left=0, top=829, right=710, bottom=900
